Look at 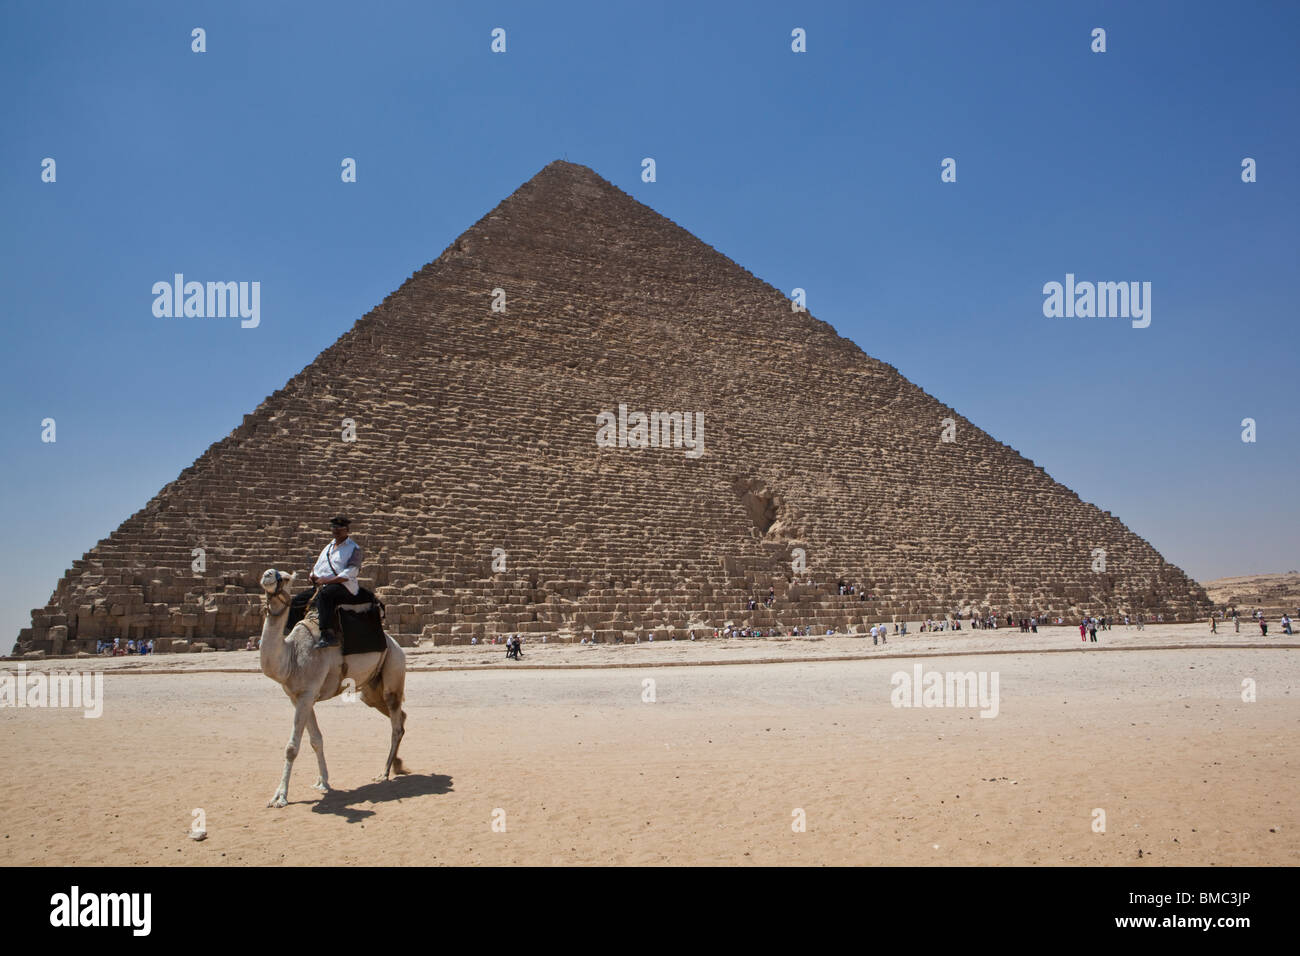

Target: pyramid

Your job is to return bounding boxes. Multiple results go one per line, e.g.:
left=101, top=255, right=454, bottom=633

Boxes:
left=18, top=160, right=1212, bottom=653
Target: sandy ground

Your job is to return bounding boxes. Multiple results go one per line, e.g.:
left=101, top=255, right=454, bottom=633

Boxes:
left=1, top=624, right=1296, bottom=866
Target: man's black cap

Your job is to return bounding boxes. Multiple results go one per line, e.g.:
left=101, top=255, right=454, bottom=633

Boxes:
left=330, top=515, right=351, bottom=528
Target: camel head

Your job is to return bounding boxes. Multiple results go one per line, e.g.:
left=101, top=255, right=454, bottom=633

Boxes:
left=260, top=570, right=300, bottom=618
left=260, top=568, right=298, bottom=594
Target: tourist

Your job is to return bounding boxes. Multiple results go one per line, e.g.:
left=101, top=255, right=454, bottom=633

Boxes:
left=1281, top=614, right=1293, bottom=635
left=1088, top=620, right=1099, bottom=643
left=1259, top=617, right=1268, bottom=637
left=1233, top=613, right=1239, bottom=633
left=1209, top=615, right=1217, bottom=634
left=1079, top=620, right=1087, bottom=642
left=1030, top=616, right=1038, bottom=634
left=309, top=515, right=363, bottom=650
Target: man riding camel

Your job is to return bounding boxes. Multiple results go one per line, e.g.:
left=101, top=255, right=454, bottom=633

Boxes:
left=310, top=515, right=362, bottom=649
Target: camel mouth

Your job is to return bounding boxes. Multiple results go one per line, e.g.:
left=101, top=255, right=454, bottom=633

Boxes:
left=260, top=569, right=282, bottom=593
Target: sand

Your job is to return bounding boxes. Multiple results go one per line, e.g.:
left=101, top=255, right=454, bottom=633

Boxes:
left=1, top=624, right=1296, bottom=866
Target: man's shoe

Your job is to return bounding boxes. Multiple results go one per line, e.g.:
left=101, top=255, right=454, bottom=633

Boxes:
left=315, top=629, right=339, bottom=649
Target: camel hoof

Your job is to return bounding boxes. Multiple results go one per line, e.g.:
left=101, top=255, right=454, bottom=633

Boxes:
left=312, top=780, right=330, bottom=792
left=268, top=793, right=288, bottom=808
left=373, top=773, right=389, bottom=783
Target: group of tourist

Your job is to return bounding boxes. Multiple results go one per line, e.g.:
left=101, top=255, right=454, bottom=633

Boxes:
left=1209, top=609, right=1293, bottom=636
left=836, top=582, right=873, bottom=601
left=1078, top=617, right=1105, bottom=642
left=96, top=638, right=153, bottom=656
left=714, top=626, right=812, bottom=639
left=919, top=618, right=960, bottom=632
left=470, top=634, right=528, bottom=654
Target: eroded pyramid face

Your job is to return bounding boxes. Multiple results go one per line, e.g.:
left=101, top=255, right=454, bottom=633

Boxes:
left=19, top=161, right=1209, bottom=650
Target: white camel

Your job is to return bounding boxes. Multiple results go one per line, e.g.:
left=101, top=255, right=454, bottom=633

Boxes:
left=258, top=568, right=407, bottom=807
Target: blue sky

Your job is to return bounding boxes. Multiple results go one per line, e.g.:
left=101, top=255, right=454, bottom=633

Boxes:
left=2, top=0, right=1297, bottom=640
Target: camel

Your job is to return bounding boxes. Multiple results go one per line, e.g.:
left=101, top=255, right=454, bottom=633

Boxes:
left=258, top=568, right=407, bottom=807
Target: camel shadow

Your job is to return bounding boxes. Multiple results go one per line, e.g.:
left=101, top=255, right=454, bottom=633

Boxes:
left=310, top=772, right=454, bottom=823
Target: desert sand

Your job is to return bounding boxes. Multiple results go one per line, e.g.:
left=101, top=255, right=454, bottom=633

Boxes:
left=1, top=623, right=1296, bottom=866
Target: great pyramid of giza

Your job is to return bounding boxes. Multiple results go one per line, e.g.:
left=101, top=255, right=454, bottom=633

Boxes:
left=17, top=160, right=1212, bottom=653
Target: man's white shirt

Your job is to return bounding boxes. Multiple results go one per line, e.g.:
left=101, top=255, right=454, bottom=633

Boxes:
left=313, top=538, right=361, bottom=596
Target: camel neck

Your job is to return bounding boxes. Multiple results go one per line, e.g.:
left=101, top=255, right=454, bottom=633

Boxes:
left=259, top=605, right=293, bottom=675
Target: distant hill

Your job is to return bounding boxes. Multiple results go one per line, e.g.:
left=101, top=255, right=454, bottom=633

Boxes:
left=1201, top=572, right=1300, bottom=611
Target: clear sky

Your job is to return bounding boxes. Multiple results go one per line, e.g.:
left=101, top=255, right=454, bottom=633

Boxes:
left=2, top=0, right=1297, bottom=641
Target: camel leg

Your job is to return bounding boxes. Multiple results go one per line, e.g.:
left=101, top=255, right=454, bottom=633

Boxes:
left=376, top=652, right=408, bottom=781
left=306, top=710, right=330, bottom=792
left=268, top=697, right=313, bottom=808
left=379, top=691, right=407, bottom=781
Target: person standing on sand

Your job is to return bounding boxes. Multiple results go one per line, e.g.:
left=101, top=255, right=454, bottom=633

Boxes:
left=1089, top=620, right=1099, bottom=642
left=1233, top=613, right=1240, bottom=633
left=1210, top=615, right=1217, bottom=634
left=1079, top=620, right=1087, bottom=642
left=1259, top=617, right=1268, bottom=637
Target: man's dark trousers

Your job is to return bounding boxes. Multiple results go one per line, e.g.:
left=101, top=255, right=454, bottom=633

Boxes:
left=314, top=583, right=351, bottom=636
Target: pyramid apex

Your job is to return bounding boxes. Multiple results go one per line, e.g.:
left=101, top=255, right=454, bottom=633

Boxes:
left=531, top=159, right=608, bottom=184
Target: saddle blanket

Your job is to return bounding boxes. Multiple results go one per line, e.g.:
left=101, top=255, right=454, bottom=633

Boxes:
left=285, top=588, right=388, bottom=655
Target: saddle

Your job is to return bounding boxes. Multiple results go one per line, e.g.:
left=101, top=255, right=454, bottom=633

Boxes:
left=285, top=586, right=387, bottom=655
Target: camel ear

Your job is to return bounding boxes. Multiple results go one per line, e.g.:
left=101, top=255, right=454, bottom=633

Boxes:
left=288, top=571, right=299, bottom=583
